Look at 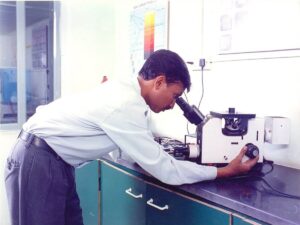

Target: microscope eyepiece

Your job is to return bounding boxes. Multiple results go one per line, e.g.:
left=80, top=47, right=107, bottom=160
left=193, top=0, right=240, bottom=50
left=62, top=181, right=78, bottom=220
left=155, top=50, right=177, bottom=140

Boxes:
left=176, top=97, right=205, bottom=125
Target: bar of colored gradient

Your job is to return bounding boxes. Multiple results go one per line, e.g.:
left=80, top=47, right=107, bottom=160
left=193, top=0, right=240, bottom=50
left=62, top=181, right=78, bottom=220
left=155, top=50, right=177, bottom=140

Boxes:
left=144, top=11, right=155, bottom=59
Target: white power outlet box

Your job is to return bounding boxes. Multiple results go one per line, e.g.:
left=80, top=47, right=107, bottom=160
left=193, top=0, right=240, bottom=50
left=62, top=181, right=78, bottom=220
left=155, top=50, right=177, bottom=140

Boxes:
left=265, top=116, right=290, bottom=145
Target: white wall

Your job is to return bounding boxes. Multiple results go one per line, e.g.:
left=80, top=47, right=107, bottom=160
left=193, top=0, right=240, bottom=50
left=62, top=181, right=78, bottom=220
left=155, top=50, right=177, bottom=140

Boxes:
left=60, top=0, right=116, bottom=96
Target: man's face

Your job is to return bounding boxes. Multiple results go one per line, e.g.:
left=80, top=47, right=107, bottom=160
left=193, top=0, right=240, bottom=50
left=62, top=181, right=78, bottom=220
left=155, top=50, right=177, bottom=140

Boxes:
left=148, top=76, right=184, bottom=113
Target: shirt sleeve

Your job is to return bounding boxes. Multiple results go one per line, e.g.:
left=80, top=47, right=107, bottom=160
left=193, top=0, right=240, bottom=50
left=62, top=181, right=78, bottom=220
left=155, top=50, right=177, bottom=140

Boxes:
left=100, top=101, right=217, bottom=185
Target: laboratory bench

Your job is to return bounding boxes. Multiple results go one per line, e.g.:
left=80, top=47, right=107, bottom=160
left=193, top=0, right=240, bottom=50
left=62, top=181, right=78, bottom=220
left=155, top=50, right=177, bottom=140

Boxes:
left=75, top=157, right=300, bottom=225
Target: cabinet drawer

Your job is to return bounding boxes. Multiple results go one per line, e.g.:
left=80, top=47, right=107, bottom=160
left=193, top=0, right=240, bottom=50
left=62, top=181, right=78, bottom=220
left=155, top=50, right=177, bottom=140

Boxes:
left=146, top=183, right=231, bottom=225
left=101, top=162, right=146, bottom=225
left=101, top=161, right=231, bottom=225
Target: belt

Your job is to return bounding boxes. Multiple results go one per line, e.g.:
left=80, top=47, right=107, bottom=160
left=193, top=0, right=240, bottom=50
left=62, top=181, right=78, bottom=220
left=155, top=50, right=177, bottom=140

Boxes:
left=18, top=130, right=61, bottom=159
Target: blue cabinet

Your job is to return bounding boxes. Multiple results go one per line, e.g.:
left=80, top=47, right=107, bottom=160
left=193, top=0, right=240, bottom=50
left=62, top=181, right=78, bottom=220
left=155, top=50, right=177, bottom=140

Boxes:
left=100, top=161, right=234, bottom=225
left=75, top=160, right=99, bottom=225
left=146, top=183, right=231, bottom=225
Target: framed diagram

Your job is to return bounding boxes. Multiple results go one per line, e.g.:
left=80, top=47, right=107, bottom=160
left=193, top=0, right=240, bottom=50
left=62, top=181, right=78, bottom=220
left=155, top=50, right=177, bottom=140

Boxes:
left=129, top=0, right=169, bottom=75
left=203, top=0, right=300, bottom=58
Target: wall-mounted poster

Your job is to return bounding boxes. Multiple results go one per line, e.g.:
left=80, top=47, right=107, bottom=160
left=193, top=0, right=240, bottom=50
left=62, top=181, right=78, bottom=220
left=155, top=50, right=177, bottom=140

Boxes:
left=130, top=0, right=169, bottom=75
left=203, top=0, right=300, bottom=58
left=219, top=0, right=300, bottom=54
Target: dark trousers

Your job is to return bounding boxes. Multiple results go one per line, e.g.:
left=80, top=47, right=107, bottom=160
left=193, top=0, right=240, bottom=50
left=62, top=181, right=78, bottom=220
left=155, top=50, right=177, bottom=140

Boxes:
left=4, top=132, right=84, bottom=225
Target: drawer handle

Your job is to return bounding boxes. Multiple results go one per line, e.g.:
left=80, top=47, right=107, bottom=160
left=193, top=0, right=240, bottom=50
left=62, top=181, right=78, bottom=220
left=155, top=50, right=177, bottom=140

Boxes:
left=125, top=188, right=143, bottom=199
left=147, top=198, right=169, bottom=211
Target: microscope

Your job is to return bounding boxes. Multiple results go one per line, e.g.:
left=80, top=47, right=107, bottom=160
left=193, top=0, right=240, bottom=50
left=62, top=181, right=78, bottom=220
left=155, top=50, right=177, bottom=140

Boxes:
left=175, top=97, right=289, bottom=165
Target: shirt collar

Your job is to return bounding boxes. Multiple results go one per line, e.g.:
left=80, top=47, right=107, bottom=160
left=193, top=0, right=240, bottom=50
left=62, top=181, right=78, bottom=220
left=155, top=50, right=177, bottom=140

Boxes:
left=132, top=76, right=150, bottom=116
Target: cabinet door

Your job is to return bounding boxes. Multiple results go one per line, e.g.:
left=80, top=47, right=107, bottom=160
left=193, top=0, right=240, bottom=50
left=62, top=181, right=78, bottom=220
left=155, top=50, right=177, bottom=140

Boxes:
left=75, top=160, right=99, bottom=225
left=101, top=162, right=146, bottom=225
left=146, top=183, right=231, bottom=225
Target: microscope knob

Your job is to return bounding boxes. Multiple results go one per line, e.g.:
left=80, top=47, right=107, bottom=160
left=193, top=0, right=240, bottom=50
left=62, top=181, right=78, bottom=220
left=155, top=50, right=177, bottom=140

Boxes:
left=245, top=143, right=259, bottom=159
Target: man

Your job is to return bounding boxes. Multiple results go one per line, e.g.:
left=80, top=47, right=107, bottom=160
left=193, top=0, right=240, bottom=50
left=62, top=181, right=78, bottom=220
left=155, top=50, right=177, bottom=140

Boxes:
left=5, top=49, right=258, bottom=225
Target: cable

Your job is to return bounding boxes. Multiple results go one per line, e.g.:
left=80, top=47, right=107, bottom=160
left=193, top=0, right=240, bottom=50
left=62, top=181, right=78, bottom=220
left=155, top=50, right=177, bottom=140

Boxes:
left=197, top=66, right=205, bottom=109
left=183, top=92, right=191, bottom=134
left=183, top=92, right=189, bottom=104
left=227, top=161, right=300, bottom=200
left=257, top=177, right=300, bottom=200
left=197, top=59, right=205, bottom=109
left=260, top=160, right=274, bottom=176
left=183, top=58, right=205, bottom=133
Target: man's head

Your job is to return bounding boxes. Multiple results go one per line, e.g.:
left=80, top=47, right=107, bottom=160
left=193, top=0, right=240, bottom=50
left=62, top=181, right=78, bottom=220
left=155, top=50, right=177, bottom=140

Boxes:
left=138, top=49, right=191, bottom=113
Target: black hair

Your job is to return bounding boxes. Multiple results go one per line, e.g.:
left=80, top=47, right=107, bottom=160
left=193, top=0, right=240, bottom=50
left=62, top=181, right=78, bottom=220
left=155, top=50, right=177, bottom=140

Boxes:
left=138, top=49, right=191, bottom=91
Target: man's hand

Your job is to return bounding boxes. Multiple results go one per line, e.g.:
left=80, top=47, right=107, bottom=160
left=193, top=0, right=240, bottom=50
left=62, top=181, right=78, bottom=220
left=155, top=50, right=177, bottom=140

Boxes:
left=217, top=146, right=259, bottom=178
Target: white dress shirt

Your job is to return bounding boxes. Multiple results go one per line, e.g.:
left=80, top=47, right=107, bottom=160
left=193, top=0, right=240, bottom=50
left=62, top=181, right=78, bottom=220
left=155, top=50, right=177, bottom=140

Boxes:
left=23, top=77, right=217, bottom=185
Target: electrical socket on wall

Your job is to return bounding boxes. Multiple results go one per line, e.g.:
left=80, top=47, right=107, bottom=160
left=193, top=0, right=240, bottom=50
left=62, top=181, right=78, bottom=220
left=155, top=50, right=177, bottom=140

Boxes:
left=188, top=58, right=213, bottom=71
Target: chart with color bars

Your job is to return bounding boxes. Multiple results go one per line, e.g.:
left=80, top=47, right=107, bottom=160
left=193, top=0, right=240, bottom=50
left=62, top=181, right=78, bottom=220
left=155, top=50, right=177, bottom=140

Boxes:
left=144, top=11, right=155, bottom=59
left=129, top=0, right=168, bottom=75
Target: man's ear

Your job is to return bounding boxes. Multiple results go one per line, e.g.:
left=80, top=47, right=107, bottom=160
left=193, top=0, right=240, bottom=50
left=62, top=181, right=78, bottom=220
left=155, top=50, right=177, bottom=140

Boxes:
left=153, top=75, right=166, bottom=90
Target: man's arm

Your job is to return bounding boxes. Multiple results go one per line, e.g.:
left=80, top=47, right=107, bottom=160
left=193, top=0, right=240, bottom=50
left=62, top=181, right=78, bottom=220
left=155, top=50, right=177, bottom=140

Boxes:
left=217, top=146, right=259, bottom=178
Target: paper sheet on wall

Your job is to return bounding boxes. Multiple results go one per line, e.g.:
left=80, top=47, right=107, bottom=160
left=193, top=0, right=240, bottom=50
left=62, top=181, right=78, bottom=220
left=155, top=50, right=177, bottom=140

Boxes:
left=129, top=0, right=169, bottom=76
left=208, top=0, right=300, bottom=54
